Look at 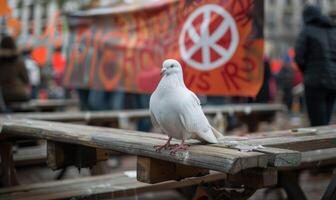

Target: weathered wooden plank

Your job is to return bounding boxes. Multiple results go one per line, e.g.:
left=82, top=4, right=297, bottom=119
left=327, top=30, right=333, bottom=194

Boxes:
left=248, top=132, right=336, bottom=152
left=0, top=169, right=277, bottom=200
left=254, top=147, right=301, bottom=167
left=3, top=111, right=124, bottom=123
left=215, top=125, right=336, bottom=152
left=0, top=118, right=268, bottom=174
left=212, top=141, right=301, bottom=168
left=240, top=125, right=333, bottom=139
left=227, top=167, right=277, bottom=189
left=47, top=141, right=108, bottom=170
left=13, top=144, right=46, bottom=166
left=301, top=148, right=336, bottom=163
left=13, top=143, right=111, bottom=167
left=8, top=99, right=79, bottom=112
left=47, top=141, right=64, bottom=170
left=2, top=103, right=284, bottom=122
left=203, top=103, right=285, bottom=115
left=137, top=156, right=209, bottom=183
left=0, top=142, right=18, bottom=187
left=278, top=148, right=336, bottom=170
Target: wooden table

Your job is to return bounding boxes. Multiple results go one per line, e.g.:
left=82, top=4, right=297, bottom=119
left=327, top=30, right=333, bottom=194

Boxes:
left=0, top=169, right=276, bottom=200
left=3, top=103, right=285, bottom=131
left=0, top=117, right=298, bottom=173
left=7, top=99, right=79, bottom=112
left=1, top=118, right=335, bottom=199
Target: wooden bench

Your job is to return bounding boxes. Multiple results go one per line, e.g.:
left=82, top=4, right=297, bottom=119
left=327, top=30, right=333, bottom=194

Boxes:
left=1, top=118, right=335, bottom=199
left=1, top=103, right=285, bottom=175
left=0, top=169, right=277, bottom=200
left=0, top=117, right=299, bottom=173
left=7, top=99, right=79, bottom=112
left=3, top=103, right=285, bottom=131
left=13, top=144, right=46, bottom=166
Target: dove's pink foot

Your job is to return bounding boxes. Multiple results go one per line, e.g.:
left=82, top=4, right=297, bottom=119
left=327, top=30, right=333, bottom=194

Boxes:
left=154, top=136, right=177, bottom=152
left=170, top=140, right=189, bottom=155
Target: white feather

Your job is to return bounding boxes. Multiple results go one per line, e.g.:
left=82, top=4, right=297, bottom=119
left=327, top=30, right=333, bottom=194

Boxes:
left=149, top=59, right=222, bottom=143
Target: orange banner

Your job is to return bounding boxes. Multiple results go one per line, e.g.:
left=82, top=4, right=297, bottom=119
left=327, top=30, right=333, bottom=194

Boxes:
left=0, top=0, right=11, bottom=16
left=64, top=0, right=263, bottom=96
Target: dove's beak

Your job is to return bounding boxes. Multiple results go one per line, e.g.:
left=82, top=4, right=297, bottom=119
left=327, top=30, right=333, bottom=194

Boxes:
left=160, top=68, right=166, bottom=76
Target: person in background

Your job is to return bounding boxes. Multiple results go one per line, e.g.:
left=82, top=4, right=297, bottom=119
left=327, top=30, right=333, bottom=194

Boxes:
left=277, top=59, right=295, bottom=113
left=254, top=57, right=273, bottom=103
left=23, top=48, right=40, bottom=99
left=107, top=90, right=125, bottom=111
left=295, top=5, right=336, bottom=126
left=132, top=93, right=151, bottom=132
left=0, top=87, right=7, bottom=112
left=0, top=35, right=30, bottom=106
left=52, top=46, right=66, bottom=86
left=77, top=88, right=91, bottom=111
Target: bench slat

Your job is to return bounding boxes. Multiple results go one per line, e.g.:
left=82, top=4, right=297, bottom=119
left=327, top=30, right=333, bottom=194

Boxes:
left=0, top=169, right=277, bottom=200
left=8, top=99, right=79, bottom=112
left=0, top=172, right=225, bottom=200
left=214, top=125, right=336, bottom=152
left=13, top=145, right=46, bottom=166
left=0, top=118, right=269, bottom=174
left=2, top=103, right=284, bottom=122
left=242, top=126, right=336, bottom=152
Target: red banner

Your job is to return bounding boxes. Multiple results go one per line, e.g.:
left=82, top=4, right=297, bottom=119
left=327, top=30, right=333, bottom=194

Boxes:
left=64, top=0, right=264, bottom=96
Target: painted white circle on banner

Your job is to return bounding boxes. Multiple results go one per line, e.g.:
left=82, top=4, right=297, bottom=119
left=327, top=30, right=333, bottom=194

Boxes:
left=179, top=4, right=239, bottom=71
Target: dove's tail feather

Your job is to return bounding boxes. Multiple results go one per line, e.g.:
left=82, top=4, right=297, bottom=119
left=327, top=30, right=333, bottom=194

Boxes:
left=211, top=126, right=225, bottom=139
left=201, top=129, right=218, bottom=144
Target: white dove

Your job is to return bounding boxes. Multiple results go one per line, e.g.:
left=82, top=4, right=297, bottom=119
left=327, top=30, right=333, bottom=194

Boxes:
left=149, top=59, right=223, bottom=154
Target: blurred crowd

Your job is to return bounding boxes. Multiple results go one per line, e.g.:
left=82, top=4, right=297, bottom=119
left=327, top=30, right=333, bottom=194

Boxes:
left=0, top=35, right=66, bottom=110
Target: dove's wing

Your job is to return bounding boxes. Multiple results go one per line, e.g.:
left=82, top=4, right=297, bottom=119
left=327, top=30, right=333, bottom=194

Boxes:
left=179, top=90, right=218, bottom=143
left=149, top=92, right=162, bottom=130
left=149, top=109, right=160, bottom=129
left=188, top=91, right=201, bottom=105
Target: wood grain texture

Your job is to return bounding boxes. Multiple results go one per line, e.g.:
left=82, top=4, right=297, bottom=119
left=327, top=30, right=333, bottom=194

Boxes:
left=227, top=167, right=277, bottom=189
left=254, top=147, right=301, bottom=167
left=0, top=169, right=277, bottom=200
left=301, top=148, right=336, bottom=163
left=215, top=125, right=336, bottom=152
left=212, top=141, right=301, bottom=168
left=280, top=148, right=336, bottom=170
left=13, top=144, right=46, bottom=166
left=1, top=103, right=285, bottom=123
left=47, top=141, right=108, bottom=170
left=0, top=118, right=269, bottom=174
left=137, top=156, right=209, bottom=183
left=242, top=126, right=336, bottom=152
left=8, top=99, right=78, bottom=112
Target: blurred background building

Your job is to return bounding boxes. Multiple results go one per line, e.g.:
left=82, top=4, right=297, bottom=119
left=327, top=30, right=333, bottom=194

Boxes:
left=3, top=0, right=154, bottom=64
left=5, top=0, right=117, bottom=48
left=6, top=0, right=336, bottom=60
left=265, top=0, right=336, bottom=58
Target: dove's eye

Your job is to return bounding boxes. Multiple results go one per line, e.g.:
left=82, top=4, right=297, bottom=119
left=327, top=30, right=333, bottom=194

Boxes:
left=170, top=64, right=174, bottom=68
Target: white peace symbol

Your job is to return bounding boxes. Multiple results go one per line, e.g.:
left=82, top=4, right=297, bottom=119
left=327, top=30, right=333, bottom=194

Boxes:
left=179, top=4, right=239, bottom=71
